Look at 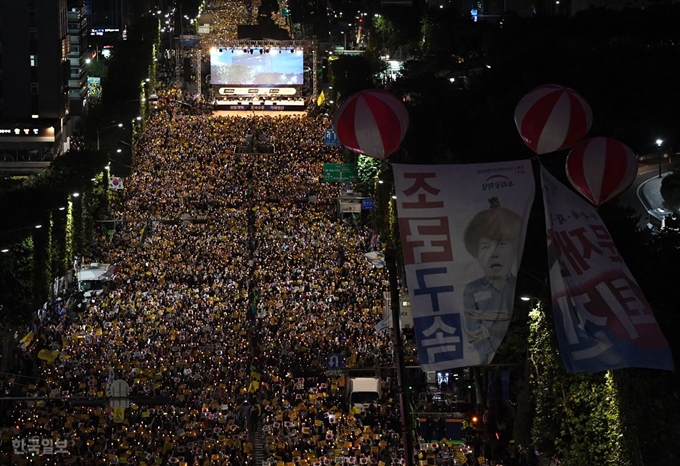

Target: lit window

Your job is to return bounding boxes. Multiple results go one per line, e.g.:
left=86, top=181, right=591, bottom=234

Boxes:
left=30, top=55, right=38, bottom=67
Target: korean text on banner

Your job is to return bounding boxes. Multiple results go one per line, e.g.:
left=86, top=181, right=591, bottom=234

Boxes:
left=540, top=166, right=673, bottom=372
left=393, top=162, right=535, bottom=370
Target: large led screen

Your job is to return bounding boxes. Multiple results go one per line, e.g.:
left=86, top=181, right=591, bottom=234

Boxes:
left=210, top=48, right=304, bottom=86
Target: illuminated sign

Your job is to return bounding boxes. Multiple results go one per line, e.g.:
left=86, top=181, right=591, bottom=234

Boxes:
left=90, top=28, right=120, bottom=36
left=216, top=87, right=296, bottom=96
left=0, top=126, right=56, bottom=142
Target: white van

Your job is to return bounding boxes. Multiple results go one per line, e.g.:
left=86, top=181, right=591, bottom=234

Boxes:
left=77, top=263, right=115, bottom=297
left=347, top=377, right=381, bottom=412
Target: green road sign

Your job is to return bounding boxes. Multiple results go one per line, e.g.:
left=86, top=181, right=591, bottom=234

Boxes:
left=323, top=163, right=357, bottom=182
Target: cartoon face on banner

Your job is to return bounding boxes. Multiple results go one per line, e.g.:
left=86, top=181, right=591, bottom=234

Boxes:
left=392, top=162, right=536, bottom=370
left=566, top=137, right=638, bottom=206
left=332, top=89, right=409, bottom=159
left=514, top=84, right=592, bottom=154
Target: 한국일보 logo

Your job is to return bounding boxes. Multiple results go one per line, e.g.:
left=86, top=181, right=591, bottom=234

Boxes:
left=481, top=175, right=515, bottom=192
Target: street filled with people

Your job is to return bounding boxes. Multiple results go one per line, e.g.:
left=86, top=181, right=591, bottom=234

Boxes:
left=0, top=90, right=478, bottom=465
left=0, top=0, right=506, bottom=458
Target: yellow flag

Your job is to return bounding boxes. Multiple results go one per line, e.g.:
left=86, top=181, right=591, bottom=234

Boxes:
left=20, top=330, right=34, bottom=344
left=113, top=407, right=125, bottom=423
left=248, top=380, right=260, bottom=393
left=37, top=349, right=59, bottom=364
left=316, top=91, right=325, bottom=107
left=20, top=330, right=36, bottom=350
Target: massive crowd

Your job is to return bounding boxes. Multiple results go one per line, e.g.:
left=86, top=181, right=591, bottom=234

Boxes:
left=202, top=0, right=256, bottom=50
left=0, top=93, right=467, bottom=465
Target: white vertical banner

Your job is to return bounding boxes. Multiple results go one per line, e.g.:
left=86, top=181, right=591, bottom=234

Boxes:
left=541, top=166, right=674, bottom=372
left=393, top=161, right=535, bottom=370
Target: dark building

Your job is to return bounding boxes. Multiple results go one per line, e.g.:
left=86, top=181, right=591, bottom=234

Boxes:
left=89, top=0, right=127, bottom=31
left=0, top=0, right=71, bottom=175
left=68, top=0, right=89, bottom=118
left=88, top=0, right=164, bottom=35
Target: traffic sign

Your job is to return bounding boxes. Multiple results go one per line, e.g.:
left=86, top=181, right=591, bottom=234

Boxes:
left=326, top=353, right=343, bottom=369
left=323, top=163, right=356, bottom=182
left=361, top=199, right=376, bottom=210
left=323, top=129, right=341, bottom=147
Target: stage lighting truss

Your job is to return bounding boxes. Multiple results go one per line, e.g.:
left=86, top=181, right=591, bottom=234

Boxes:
left=212, top=40, right=314, bottom=56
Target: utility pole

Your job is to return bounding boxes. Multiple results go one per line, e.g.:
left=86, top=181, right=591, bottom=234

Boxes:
left=386, top=248, right=415, bottom=466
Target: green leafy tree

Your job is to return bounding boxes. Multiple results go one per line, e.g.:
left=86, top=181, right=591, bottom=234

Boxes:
left=0, top=238, right=35, bottom=325
left=356, top=155, right=385, bottom=196
left=87, top=59, right=108, bottom=79
left=373, top=7, right=423, bottom=56
left=528, top=303, right=624, bottom=465
left=660, top=171, right=680, bottom=208
left=329, top=55, right=374, bottom=103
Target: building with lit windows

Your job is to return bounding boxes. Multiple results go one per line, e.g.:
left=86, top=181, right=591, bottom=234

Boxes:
left=68, top=1, right=89, bottom=118
left=0, top=0, right=71, bottom=175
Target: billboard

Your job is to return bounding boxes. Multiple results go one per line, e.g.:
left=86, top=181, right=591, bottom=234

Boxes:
left=210, top=48, right=303, bottom=86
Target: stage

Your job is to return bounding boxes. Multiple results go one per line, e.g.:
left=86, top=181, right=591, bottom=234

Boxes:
left=212, top=109, right=307, bottom=117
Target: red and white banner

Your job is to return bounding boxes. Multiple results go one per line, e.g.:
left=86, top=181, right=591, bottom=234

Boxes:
left=541, top=166, right=673, bottom=372
left=394, top=161, right=535, bottom=370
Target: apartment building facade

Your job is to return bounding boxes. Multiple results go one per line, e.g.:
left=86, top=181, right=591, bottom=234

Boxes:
left=0, top=0, right=71, bottom=175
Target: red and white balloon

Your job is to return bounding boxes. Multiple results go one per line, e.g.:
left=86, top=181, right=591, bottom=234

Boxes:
left=515, top=84, right=593, bottom=155
left=332, top=89, right=409, bottom=159
left=566, top=137, right=638, bottom=206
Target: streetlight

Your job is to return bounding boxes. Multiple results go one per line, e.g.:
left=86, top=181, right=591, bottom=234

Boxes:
left=0, top=224, right=42, bottom=236
left=97, top=123, right=123, bottom=151
left=656, top=138, right=664, bottom=179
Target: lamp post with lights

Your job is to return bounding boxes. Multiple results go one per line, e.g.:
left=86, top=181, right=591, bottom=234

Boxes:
left=0, top=224, right=44, bottom=253
left=657, top=138, right=664, bottom=179
left=97, top=123, right=123, bottom=151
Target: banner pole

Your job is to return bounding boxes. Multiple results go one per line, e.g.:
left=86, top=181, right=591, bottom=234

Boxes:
left=386, top=247, right=415, bottom=466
